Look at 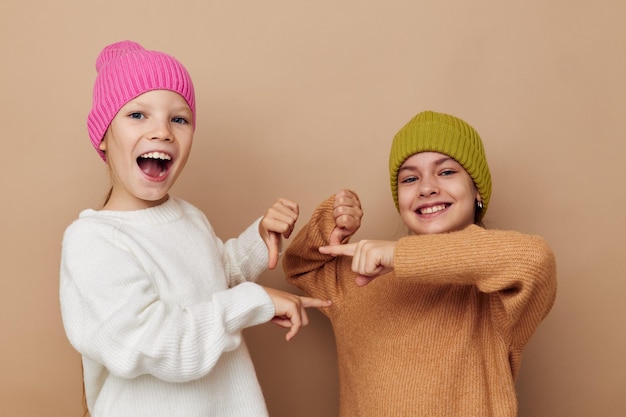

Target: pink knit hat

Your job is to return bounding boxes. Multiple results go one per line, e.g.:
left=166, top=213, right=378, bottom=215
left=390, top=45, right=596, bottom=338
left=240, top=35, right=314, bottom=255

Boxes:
left=87, top=40, right=196, bottom=161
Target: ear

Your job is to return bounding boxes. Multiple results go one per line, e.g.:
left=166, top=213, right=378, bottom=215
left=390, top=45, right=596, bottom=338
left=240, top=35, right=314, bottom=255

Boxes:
left=475, top=190, right=481, bottom=203
left=98, top=139, right=107, bottom=152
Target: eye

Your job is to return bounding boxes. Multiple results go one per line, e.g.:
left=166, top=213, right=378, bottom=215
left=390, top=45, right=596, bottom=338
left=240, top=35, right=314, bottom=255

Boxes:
left=129, top=112, right=144, bottom=120
left=440, top=169, right=456, bottom=176
left=172, top=116, right=189, bottom=125
left=400, top=176, right=418, bottom=184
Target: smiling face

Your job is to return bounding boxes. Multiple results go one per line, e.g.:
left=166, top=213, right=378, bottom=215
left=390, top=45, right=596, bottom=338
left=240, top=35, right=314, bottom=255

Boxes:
left=397, top=152, right=481, bottom=235
left=98, top=90, right=194, bottom=211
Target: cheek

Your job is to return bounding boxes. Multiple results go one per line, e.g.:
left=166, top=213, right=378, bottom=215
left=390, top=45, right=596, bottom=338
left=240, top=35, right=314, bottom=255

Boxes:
left=397, top=187, right=416, bottom=216
left=455, top=177, right=478, bottom=201
left=397, top=186, right=411, bottom=206
left=458, top=185, right=475, bottom=202
left=178, top=131, right=194, bottom=150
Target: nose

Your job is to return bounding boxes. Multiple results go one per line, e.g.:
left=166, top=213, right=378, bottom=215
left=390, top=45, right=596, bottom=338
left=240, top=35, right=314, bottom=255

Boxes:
left=418, top=175, right=439, bottom=197
left=149, top=119, right=173, bottom=142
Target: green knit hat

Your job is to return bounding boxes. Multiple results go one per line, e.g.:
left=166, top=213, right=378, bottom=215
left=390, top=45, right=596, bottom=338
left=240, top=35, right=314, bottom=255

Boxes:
left=389, top=110, right=492, bottom=220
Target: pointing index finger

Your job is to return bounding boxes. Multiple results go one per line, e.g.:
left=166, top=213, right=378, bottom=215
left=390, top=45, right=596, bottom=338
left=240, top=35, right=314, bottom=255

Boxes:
left=319, top=242, right=357, bottom=257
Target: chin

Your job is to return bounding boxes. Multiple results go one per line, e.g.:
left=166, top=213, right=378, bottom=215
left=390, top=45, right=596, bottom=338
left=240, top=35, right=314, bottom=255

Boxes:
left=409, top=222, right=458, bottom=235
left=135, top=192, right=169, bottom=207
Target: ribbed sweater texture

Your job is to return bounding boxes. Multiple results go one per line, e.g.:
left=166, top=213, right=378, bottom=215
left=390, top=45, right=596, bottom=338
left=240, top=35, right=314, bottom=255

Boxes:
left=283, top=196, right=557, bottom=417
left=60, top=197, right=275, bottom=417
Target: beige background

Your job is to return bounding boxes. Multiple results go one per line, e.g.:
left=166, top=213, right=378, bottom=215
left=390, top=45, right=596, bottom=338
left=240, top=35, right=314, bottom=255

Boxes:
left=1, top=1, right=625, bottom=416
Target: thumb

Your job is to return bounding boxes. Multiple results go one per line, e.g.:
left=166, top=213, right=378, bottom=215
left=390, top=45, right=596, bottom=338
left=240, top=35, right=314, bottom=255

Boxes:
left=329, top=227, right=345, bottom=246
left=355, top=275, right=376, bottom=286
left=267, top=232, right=281, bottom=269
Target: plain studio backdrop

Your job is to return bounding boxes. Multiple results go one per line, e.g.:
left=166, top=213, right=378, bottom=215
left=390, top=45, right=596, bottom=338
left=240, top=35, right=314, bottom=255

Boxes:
left=1, top=1, right=624, bottom=416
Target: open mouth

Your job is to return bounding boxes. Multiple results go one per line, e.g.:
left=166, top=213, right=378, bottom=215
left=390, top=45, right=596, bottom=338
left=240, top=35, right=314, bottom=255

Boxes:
left=137, top=152, right=173, bottom=178
left=417, top=203, right=449, bottom=215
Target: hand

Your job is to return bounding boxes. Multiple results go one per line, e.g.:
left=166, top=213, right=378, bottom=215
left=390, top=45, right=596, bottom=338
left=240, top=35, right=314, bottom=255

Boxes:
left=263, top=287, right=332, bottom=341
left=319, top=240, right=396, bottom=286
left=259, top=198, right=299, bottom=270
left=329, top=190, right=363, bottom=245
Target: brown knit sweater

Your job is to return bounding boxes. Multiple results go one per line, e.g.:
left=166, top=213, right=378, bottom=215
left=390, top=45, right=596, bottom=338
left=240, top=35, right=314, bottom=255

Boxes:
left=283, top=196, right=557, bottom=417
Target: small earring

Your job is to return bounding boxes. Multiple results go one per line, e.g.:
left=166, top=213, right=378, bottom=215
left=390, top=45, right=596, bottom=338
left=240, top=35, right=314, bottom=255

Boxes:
left=476, top=200, right=483, bottom=210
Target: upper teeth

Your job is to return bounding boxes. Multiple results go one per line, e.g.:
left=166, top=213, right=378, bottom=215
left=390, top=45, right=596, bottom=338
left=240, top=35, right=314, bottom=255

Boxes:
left=140, top=152, right=171, bottom=160
left=420, top=204, right=446, bottom=214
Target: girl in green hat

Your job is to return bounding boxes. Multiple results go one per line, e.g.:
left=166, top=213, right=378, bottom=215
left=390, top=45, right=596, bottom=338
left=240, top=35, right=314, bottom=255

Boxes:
left=283, top=110, right=557, bottom=417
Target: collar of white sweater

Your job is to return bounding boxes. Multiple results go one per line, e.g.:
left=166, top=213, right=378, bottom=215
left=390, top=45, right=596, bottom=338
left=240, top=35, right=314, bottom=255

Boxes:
left=79, top=196, right=184, bottom=225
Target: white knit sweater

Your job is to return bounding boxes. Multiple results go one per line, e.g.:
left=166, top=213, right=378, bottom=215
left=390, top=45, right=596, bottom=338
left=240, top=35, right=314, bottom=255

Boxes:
left=60, top=197, right=275, bottom=417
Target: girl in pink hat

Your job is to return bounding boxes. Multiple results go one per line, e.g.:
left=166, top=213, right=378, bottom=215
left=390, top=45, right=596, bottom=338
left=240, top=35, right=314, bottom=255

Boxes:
left=60, top=40, right=329, bottom=417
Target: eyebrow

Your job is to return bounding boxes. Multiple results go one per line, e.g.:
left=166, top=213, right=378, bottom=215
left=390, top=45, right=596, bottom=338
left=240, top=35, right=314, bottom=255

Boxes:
left=398, top=156, right=455, bottom=172
left=125, top=101, right=192, bottom=114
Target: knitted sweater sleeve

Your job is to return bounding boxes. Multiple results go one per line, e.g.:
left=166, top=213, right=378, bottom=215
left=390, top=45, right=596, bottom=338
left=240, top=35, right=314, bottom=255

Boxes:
left=215, top=217, right=270, bottom=287
left=393, top=224, right=557, bottom=367
left=283, top=195, right=344, bottom=302
left=60, top=219, right=275, bottom=383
